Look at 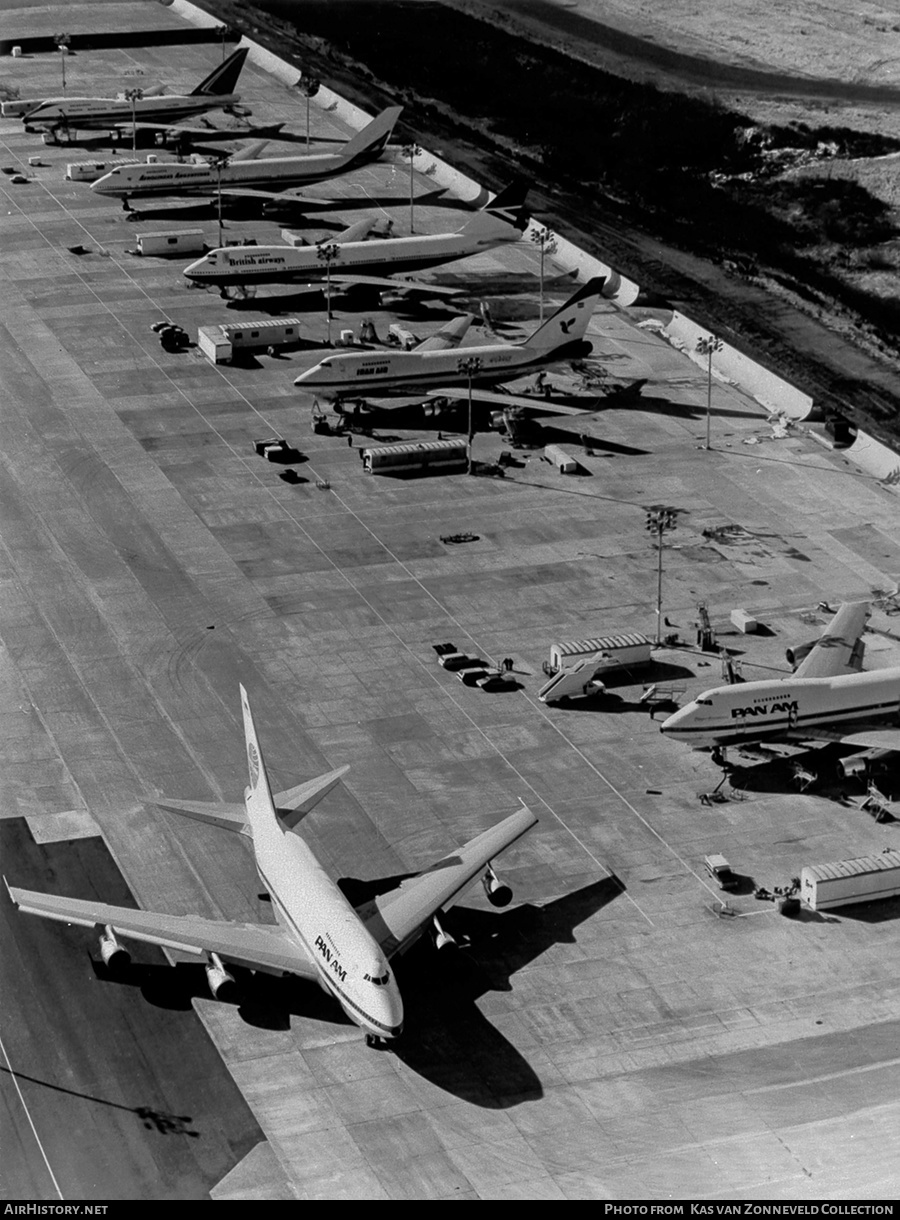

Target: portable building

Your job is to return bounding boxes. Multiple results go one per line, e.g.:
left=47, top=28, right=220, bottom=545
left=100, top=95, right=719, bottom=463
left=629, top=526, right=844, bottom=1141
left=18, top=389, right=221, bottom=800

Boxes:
left=800, top=851, right=900, bottom=911
left=361, top=439, right=467, bottom=476
left=197, top=318, right=304, bottom=364
left=135, top=229, right=206, bottom=257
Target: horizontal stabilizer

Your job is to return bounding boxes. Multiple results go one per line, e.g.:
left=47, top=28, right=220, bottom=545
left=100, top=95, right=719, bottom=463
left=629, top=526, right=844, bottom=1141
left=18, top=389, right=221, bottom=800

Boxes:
left=273, top=765, right=349, bottom=830
left=152, top=797, right=251, bottom=836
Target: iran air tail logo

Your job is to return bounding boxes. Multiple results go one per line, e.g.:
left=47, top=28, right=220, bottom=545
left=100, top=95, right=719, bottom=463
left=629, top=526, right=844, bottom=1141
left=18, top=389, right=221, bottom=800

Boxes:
left=248, top=741, right=260, bottom=788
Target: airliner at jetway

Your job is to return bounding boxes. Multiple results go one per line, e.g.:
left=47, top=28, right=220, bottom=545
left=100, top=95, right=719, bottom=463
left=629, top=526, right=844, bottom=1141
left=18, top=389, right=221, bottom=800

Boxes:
left=90, top=106, right=403, bottom=207
left=182, top=185, right=529, bottom=290
left=22, top=47, right=250, bottom=137
left=661, top=601, right=900, bottom=774
left=6, top=686, right=537, bottom=1045
left=293, top=276, right=606, bottom=399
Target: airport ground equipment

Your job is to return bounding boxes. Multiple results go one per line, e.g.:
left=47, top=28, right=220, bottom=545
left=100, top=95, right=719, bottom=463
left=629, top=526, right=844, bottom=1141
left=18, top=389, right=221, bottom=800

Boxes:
left=360, top=438, right=467, bottom=476
left=545, top=633, right=652, bottom=677
left=543, top=443, right=577, bottom=473
left=197, top=317, right=303, bottom=364
left=800, top=850, right=900, bottom=910
left=695, top=601, right=717, bottom=651
left=539, top=634, right=653, bottom=703
left=703, top=854, right=740, bottom=892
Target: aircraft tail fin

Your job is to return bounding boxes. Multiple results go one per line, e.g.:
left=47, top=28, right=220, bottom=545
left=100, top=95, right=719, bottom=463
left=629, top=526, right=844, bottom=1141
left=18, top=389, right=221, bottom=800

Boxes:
left=152, top=797, right=252, bottom=837
left=239, top=684, right=277, bottom=828
left=459, top=185, right=530, bottom=238
left=272, top=766, right=349, bottom=830
left=341, top=106, right=403, bottom=166
left=191, top=46, right=249, bottom=97
left=230, top=139, right=269, bottom=162
left=522, top=276, right=606, bottom=358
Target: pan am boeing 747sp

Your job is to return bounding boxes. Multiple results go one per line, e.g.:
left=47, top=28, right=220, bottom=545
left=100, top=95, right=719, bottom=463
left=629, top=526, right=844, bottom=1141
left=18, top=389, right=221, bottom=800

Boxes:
left=23, top=47, right=250, bottom=138
left=6, top=686, right=536, bottom=1045
left=293, top=276, right=605, bottom=399
left=661, top=601, right=900, bottom=774
left=90, top=106, right=402, bottom=208
left=182, top=185, right=529, bottom=290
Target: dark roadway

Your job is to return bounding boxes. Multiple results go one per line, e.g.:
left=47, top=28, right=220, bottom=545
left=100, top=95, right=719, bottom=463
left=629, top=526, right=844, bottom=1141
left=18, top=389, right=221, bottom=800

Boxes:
left=0, top=819, right=262, bottom=1201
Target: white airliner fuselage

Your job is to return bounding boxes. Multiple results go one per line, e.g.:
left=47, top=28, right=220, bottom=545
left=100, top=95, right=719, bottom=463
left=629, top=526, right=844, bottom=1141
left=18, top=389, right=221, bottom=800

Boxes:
left=660, top=668, right=900, bottom=749
left=241, top=700, right=403, bottom=1038
left=183, top=227, right=521, bottom=286
left=25, top=92, right=242, bottom=130
left=91, top=105, right=402, bottom=199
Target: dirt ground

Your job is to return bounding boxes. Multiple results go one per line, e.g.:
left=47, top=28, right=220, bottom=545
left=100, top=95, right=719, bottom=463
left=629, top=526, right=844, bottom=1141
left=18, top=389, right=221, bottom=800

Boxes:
left=460, top=0, right=900, bottom=136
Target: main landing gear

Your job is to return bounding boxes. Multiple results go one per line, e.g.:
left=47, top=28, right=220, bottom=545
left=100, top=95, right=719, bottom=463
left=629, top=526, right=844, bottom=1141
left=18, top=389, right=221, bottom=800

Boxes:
left=366, top=1034, right=390, bottom=1050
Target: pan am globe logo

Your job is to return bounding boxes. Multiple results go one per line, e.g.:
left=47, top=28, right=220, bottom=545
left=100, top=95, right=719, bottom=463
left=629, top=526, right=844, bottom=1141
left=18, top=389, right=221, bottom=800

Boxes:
left=248, top=741, right=260, bottom=788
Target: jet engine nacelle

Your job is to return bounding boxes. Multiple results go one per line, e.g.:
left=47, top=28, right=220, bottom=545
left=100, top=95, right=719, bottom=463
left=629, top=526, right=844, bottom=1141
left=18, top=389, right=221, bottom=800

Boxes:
left=205, top=952, right=236, bottom=999
left=836, top=748, right=889, bottom=779
left=421, top=397, right=459, bottom=420
left=99, top=925, right=131, bottom=971
left=432, top=914, right=456, bottom=951
left=482, top=865, right=512, bottom=908
left=785, top=641, right=815, bottom=670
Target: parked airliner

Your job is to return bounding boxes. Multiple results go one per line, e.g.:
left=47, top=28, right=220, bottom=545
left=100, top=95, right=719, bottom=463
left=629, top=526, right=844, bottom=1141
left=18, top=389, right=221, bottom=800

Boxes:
left=661, top=601, right=900, bottom=772
left=90, top=106, right=403, bottom=207
left=23, top=47, right=250, bottom=137
left=293, top=276, right=605, bottom=398
left=182, top=185, right=529, bottom=289
left=6, top=686, right=537, bottom=1045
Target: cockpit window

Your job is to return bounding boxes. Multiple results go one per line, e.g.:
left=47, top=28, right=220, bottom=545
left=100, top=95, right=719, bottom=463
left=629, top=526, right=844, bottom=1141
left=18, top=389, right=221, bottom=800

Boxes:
left=697, top=698, right=713, bottom=706
left=363, top=971, right=391, bottom=986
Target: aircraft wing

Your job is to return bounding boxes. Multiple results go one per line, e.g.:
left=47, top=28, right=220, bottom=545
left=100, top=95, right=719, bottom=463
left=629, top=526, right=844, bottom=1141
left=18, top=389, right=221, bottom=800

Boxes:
left=789, top=726, right=900, bottom=752
left=219, top=186, right=334, bottom=206
left=425, top=387, right=603, bottom=415
left=793, top=601, right=871, bottom=679
left=415, top=315, right=474, bottom=351
left=328, top=274, right=464, bottom=298
left=5, top=883, right=318, bottom=978
left=357, top=804, right=537, bottom=959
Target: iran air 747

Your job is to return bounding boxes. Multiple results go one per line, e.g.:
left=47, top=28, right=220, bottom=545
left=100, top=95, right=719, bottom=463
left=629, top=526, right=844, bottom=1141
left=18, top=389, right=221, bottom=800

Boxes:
left=22, top=47, right=250, bottom=139
left=6, top=687, right=536, bottom=1045
left=661, top=601, right=900, bottom=775
left=293, top=275, right=606, bottom=399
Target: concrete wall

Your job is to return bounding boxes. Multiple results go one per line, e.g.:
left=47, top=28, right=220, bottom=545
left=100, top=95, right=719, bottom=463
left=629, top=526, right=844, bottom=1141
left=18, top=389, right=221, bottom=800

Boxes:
left=663, top=310, right=816, bottom=421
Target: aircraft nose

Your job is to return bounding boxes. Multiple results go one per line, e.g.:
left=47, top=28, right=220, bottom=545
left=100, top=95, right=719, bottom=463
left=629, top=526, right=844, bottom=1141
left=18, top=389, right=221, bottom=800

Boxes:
left=183, top=258, right=205, bottom=279
left=659, top=704, right=687, bottom=735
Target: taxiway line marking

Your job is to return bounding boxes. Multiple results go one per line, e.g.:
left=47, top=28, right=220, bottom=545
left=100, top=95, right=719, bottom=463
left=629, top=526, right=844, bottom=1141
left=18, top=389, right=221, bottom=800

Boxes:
left=0, top=1027, right=64, bottom=1200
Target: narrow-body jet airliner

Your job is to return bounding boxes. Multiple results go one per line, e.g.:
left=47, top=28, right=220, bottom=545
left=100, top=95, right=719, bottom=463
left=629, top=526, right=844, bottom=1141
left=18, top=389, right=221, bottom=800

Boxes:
left=6, top=687, right=536, bottom=1045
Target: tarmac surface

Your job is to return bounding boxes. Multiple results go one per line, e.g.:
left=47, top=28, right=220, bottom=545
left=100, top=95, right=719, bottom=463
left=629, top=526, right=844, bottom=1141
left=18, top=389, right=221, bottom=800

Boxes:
left=2, top=4, right=900, bottom=1200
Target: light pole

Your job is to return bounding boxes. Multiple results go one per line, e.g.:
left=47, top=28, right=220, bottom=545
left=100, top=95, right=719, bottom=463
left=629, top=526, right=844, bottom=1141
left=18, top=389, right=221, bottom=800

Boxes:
left=529, top=225, right=558, bottom=321
left=215, top=24, right=230, bottom=61
left=54, top=33, right=70, bottom=94
left=645, top=506, right=678, bottom=645
left=209, top=153, right=230, bottom=249
left=696, top=334, right=723, bottom=451
left=298, top=74, right=321, bottom=149
left=457, top=355, right=483, bottom=474
left=316, top=241, right=340, bottom=345
left=401, top=143, right=422, bottom=233
left=124, top=87, right=143, bottom=153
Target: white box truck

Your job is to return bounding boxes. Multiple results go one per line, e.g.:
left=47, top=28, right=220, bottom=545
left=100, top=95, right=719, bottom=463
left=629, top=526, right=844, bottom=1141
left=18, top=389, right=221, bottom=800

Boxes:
left=547, top=633, right=652, bottom=676
left=800, top=850, right=900, bottom=911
